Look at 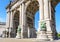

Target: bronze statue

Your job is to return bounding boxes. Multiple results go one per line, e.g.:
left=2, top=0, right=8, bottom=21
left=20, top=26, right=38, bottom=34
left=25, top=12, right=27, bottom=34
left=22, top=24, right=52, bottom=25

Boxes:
left=40, top=21, right=46, bottom=31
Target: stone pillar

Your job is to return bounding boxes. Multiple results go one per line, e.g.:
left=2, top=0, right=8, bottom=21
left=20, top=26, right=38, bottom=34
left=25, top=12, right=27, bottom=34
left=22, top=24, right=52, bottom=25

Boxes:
left=44, top=0, right=53, bottom=40
left=20, top=4, right=22, bottom=38
left=6, top=9, right=10, bottom=29
left=49, top=0, right=51, bottom=20
left=44, top=0, right=49, bottom=19
left=38, top=0, right=44, bottom=31
left=10, top=11, right=13, bottom=28
left=10, top=11, right=13, bottom=33
left=28, top=27, right=30, bottom=38
left=9, top=11, right=13, bottom=38
left=6, top=10, right=9, bottom=38
left=7, top=11, right=13, bottom=38
left=21, top=2, right=26, bottom=38
left=6, top=8, right=11, bottom=38
left=37, top=0, right=49, bottom=41
left=16, top=4, right=22, bottom=38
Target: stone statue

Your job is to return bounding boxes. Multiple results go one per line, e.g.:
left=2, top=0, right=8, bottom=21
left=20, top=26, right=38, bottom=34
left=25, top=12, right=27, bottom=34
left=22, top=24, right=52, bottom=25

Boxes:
left=17, top=25, right=21, bottom=33
left=40, top=21, right=46, bottom=31
left=16, top=25, right=21, bottom=38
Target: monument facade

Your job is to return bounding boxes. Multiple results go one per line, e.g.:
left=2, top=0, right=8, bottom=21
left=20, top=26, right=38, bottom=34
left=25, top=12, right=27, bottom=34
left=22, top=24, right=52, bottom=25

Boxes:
left=6, top=0, right=59, bottom=41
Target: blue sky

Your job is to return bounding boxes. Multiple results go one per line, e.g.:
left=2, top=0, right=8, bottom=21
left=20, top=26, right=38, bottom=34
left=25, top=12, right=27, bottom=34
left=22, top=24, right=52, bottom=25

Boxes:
left=0, top=0, right=9, bottom=22
left=55, top=2, right=60, bottom=33
left=0, top=0, right=60, bottom=33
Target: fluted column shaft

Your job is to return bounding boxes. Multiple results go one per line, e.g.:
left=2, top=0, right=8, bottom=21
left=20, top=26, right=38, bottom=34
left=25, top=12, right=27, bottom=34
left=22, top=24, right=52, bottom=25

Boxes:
left=44, top=0, right=49, bottom=20
left=10, top=11, right=13, bottom=28
left=6, top=10, right=10, bottom=38
left=20, top=4, right=23, bottom=38
left=44, top=0, right=52, bottom=31
left=9, top=11, right=13, bottom=38
left=39, top=0, right=44, bottom=20
left=28, top=27, right=30, bottom=38
left=38, top=0, right=44, bottom=31
left=21, top=2, right=26, bottom=38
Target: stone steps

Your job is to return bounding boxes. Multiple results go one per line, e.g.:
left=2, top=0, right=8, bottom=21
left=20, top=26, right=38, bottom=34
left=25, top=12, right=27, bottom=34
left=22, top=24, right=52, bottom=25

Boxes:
left=0, top=38, right=36, bottom=42
left=0, top=38, right=60, bottom=42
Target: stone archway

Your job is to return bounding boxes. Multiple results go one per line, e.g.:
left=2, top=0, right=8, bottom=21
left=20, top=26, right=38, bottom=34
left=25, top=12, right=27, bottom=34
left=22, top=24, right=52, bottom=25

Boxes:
left=6, top=0, right=60, bottom=41
left=26, top=0, right=39, bottom=38
left=52, top=2, right=60, bottom=39
left=13, top=11, right=19, bottom=37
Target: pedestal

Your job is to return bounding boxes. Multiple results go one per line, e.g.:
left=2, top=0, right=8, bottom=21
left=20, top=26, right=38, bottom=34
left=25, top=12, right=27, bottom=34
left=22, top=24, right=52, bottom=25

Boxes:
left=37, top=31, right=50, bottom=41
left=47, top=31, right=54, bottom=41
left=16, top=32, right=21, bottom=39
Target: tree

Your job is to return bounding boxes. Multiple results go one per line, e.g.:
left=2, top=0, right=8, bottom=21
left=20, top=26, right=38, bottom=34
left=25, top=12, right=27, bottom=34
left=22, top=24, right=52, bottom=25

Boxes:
left=57, top=33, right=60, bottom=39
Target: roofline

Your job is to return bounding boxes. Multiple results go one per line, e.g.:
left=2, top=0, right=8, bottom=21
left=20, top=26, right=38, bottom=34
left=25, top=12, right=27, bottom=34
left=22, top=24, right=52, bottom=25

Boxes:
left=6, top=0, right=19, bottom=9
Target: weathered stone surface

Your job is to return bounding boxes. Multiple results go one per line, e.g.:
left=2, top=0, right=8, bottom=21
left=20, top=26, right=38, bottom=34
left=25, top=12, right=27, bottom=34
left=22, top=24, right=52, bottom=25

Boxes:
left=6, top=0, right=58, bottom=41
left=0, top=38, right=60, bottom=42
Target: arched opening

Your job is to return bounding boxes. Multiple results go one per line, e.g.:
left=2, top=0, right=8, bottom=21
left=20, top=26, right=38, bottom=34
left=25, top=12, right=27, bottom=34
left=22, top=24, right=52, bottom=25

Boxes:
left=13, top=11, right=19, bottom=37
left=34, top=11, right=39, bottom=31
left=55, top=2, right=60, bottom=33
left=26, top=1, right=39, bottom=38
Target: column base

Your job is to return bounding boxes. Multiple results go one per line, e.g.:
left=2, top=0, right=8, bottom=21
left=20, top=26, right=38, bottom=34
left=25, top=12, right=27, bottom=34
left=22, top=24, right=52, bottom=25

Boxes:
left=16, top=33, right=21, bottom=39
left=47, top=31, right=54, bottom=41
left=37, top=31, right=50, bottom=41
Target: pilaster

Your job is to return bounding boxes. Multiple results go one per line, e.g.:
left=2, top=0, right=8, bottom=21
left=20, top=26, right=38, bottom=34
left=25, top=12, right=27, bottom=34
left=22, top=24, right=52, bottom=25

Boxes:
left=21, top=2, right=27, bottom=38
left=6, top=11, right=9, bottom=28
left=16, top=4, right=22, bottom=38
left=10, top=11, right=13, bottom=28
left=6, top=8, right=11, bottom=38
left=44, top=0, right=54, bottom=40
left=9, top=11, right=13, bottom=37
left=20, top=4, right=22, bottom=38
left=28, top=27, right=30, bottom=38
left=37, top=0, right=49, bottom=41
left=6, top=9, right=10, bottom=38
left=38, top=0, right=44, bottom=32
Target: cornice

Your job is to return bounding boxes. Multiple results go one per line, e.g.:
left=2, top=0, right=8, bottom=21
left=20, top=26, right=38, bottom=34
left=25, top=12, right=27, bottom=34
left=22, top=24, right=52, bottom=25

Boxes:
left=6, top=0, right=19, bottom=9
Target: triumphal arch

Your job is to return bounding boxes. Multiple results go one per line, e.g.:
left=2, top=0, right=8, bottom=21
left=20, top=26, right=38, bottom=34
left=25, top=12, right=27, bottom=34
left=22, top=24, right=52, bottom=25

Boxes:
left=6, top=0, right=60, bottom=41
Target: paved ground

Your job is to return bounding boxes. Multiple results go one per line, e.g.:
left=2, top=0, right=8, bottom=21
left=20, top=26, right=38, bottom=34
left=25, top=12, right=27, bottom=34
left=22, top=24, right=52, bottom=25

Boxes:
left=0, top=38, right=60, bottom=42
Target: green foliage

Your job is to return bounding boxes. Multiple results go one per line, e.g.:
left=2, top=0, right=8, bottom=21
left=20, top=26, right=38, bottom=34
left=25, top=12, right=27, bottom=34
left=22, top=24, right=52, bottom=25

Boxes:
left=57, top=33, right=60, bottom=38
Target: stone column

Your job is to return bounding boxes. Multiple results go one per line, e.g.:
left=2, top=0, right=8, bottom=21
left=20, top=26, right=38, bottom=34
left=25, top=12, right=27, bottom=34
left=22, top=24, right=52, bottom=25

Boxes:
left=28, top=27, right=30, bottom=38
left=6, top=8, right=11, bottom=38
left=9, top=11, right=13, bottom=38
left=16, top=4, right=22, bottom=38
left=44, top=0, right=54, bottom=40
left=37, top=0, right=49, bottom=41
left=6, top=9, right=9, bottom=29
left=10, top=11, right=13, bottom=32
left=49, top=0, right=51, bottom=20
left=38, top=0, right=44, bottom=31
left=6, top=9, right=10, bottom=38
left=46, top=0, right=52, bottom=31
left=20, top=4, right=22, bottom=38
left=44, top=0, right=49, bottom=19
left=21, top=2, right=26, bottom=38
left=10, top=11, right=13, bottom=28
left=7, top=11, right=13, bottom=38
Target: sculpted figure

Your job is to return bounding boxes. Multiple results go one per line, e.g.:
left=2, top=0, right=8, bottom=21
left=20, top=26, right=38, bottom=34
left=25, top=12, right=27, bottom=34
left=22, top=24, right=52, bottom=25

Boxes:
left=40, top=21, right=46, bottom=31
